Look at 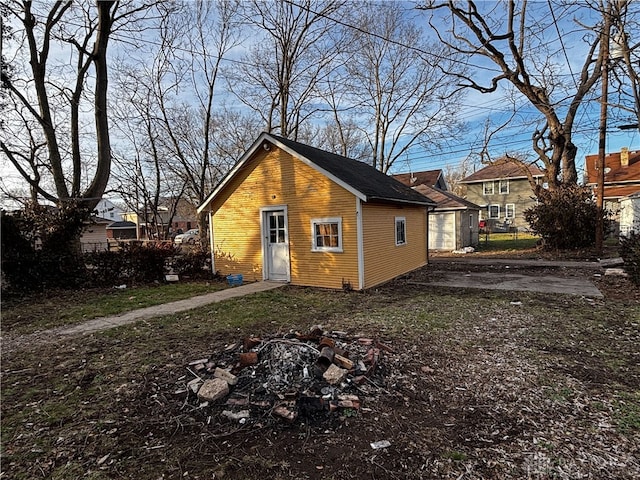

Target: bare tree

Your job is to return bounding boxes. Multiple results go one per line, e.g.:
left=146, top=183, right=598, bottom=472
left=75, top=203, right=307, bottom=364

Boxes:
left=1, top=1, right=154, bottom=215
left=111, top=0, right=243, bottom=244
left=228, top=0, right=346, bottom=140
left=153, top=0, right=242, bottom=243
left=608, top=0, right=640, bottom=132
left=443, top=156, right=478, bottom=197
left=342, top=2, right=466, bottom=173
left=420, top=0, right=606, bottom=188
left=210, top=108, right=264, bottom=164
left=110, top=68, right=188, bottom=240
left=314, top=78, right=369, bottom=160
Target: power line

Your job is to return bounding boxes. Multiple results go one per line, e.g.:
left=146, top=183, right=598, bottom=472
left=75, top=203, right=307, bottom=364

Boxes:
left=10, top=2, right=634, bottom=171
left=548, top=0, right=579, bottom=90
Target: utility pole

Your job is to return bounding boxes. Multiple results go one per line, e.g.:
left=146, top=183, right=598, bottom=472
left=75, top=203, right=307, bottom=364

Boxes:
left=596, top=4, right=612, bottom=254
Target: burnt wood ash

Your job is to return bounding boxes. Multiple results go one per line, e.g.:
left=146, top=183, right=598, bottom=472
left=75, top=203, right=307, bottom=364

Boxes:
left=174, top=327, right=396, bottom=427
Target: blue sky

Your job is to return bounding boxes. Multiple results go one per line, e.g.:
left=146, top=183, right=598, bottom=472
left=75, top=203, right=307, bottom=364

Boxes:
left=2, top=0, right=638, bottom=208
left=388, top=1, right=640, bottom=180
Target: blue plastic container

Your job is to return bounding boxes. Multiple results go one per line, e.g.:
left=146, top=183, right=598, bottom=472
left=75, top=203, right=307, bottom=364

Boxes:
left=226, top=274, right=243, bottom=286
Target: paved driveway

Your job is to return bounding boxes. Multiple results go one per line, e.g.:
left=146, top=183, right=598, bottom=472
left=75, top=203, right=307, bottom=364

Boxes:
left=414, top=271, right=603, bottom=297
left=423, top=256, right=604, bottom=297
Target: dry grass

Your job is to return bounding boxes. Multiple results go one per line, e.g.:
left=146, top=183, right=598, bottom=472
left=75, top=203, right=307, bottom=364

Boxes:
left=1, top=264, right=639, bottom=479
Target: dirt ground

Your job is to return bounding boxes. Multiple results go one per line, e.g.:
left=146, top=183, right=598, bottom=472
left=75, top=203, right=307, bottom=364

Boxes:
left=1, top=261, right=639, bottom=479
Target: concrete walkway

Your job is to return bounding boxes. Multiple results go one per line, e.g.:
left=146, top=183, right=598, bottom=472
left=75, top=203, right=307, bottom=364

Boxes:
left=58, top=281, right=285, bottom=336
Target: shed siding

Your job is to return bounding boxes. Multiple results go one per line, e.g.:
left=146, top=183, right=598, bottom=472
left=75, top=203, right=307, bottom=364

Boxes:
left=453, top=210, right=479, bottom=249
left=211, top=148, right=359, bottom=289
left=361, top=203, right=427, bottom=288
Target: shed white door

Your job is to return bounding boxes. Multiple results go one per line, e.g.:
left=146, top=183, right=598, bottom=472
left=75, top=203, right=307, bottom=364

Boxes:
left=264, top=210, right=290, bottom=281
left=429, top=212, right=455, bottom=250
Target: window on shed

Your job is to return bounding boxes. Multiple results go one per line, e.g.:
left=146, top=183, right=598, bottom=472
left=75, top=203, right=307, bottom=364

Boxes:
left=395, top=217, right=406, bottom=246
left=489, top=205, right=500, bottom=219
left=311, top=218, right=342, bottom=252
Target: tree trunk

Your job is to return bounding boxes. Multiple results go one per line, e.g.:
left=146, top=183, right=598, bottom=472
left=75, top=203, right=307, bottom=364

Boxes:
left=83, top=1, right=115, bottom=213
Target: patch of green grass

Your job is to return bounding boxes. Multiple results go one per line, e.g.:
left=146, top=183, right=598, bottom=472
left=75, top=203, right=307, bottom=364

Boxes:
left=477, top=232, right=540, bottom=252
left=614, top=391, right=640, bottom=434
left=1, top=280, right=226, bottom=334
left=547, top=386, right=575, bottom=403
left=442, top=450, right=467, bottom=461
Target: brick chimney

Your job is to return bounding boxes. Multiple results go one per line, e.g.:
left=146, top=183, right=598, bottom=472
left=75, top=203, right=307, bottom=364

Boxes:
left=621, top=147, right=629, bottom=167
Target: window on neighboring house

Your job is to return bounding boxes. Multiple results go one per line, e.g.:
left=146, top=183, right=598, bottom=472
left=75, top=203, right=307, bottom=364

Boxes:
left=311, top=218, right=342, bottom=252
left=499, top=179, right=509, bottom=194
left=395, top=217, right=406, bottom=245
left=505, top=204, right=515, bottom=219
left=489, top=205, right=500, bottom=219
left=483, top=181, right=494, bottom=195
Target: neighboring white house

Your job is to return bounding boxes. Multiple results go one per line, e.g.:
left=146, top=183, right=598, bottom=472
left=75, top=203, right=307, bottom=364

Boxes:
left=619, top=191, right=640, bottom=237
left=80, top=216, right=112, bottom=252
left=94, top=199, right=124, bottom=222
left=80, top=199, right=125, bottom=252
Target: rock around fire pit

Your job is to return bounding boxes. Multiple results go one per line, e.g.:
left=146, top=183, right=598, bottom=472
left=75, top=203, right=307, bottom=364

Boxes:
left=174, top=326, right=396, bottom=426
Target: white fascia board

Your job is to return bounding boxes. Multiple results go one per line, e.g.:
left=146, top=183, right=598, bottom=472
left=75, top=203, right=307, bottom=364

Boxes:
left=433, top=206, right=473, bottom=212
left=356, top=197, right=364, bottom=290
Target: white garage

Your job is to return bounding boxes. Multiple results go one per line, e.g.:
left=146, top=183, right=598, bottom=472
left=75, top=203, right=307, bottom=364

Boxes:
left=429, top=212, right=456, bottom=250
left=414, top=185, right=480, bottom=252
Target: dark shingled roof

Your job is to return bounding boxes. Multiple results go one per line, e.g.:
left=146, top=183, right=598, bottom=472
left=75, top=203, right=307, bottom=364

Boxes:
left=413, top=185, right=481, bottom=211
left=460, top=162, right=544, bottom=183
left=107, top=221, right=137, bottom=229
left=392, top=170, right=445, bottom=189
left=269, top=133, right=435, bottom=206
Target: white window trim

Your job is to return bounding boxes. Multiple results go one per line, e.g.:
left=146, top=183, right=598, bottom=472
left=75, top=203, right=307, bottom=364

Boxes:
left=483, top=181, right=494, bottom=195
left=311, top=217, right=343, bottom=252
left=395, top=216, right=407, bottom=246
left=489, top=205, right=500, bottom=219
left=499, top=179, right=510, bottom=194
left=505, top=203, right=515, bottom=219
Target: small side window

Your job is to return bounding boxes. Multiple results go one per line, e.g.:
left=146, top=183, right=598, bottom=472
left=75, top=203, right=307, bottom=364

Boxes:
left=395, top=217, right=406, bottom=246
